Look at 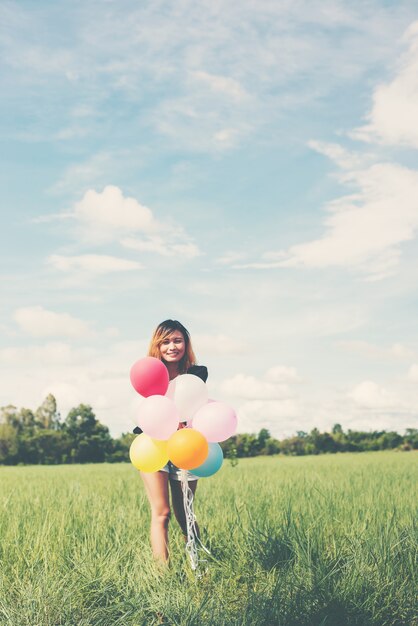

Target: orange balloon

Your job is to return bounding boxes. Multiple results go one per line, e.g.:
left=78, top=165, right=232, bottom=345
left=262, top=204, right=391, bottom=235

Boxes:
left=167, top=428, right=209, bottom=470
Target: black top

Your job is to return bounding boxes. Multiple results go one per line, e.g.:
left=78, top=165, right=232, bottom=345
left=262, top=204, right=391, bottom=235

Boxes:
left=132, top=365, right=208, bottom=434
left=186, top=365, right=208, bottom=383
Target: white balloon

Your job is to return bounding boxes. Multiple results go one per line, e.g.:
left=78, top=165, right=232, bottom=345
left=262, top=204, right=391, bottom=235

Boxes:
left=166, top=374, right=208, bottom=422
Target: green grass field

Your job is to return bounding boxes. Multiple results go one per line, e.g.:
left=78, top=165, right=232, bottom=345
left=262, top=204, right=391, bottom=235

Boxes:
left=0, top=452, right=416, bottom=626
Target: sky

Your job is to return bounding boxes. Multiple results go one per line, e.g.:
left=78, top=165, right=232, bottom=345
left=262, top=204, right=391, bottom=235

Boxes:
left=1, top=0, right=418, bottom=438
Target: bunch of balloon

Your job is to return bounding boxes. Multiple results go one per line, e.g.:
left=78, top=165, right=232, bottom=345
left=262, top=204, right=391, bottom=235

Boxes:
left=129, top=357, right=238, bottom=478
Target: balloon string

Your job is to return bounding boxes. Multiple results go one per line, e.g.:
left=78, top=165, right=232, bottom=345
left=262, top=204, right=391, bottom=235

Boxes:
left=180, top=470, right=210, bottom=573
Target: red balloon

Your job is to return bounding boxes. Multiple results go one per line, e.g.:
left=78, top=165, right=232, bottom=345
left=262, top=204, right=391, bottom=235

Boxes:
left=130, top=357, right=169, bottom=397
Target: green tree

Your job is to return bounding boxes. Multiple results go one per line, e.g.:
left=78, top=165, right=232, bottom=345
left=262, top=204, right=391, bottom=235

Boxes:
left=404, top=428, right=418, bottom=450
left=19, top=408, right=36, bottom=435
left=257, top=428, right=271, bottom=454
left=376, top=431, right=403, bottom=450
left=262, top=437, right=280, bottom=455
left=279, top=435, right=307, bottom=456
left=235, top=433, right=259, bottom=457
left=64, top=404, right=112, bottom=463
left=0, top=423, right=19, bottom=464
left=0, top=405, right=20, bottom=430
left=106, top=432, right=135, bottom=462
left=19, top=430, right=71, bottom=464
left=35, top=394, right=60, bottom=430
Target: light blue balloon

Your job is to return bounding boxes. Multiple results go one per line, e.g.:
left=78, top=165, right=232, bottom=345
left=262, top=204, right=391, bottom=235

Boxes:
left=191, top=442, right=223, bottom=478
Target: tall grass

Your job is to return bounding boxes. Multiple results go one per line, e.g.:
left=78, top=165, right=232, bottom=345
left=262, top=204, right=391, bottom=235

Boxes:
left=0, top=452, right=416, bottom=625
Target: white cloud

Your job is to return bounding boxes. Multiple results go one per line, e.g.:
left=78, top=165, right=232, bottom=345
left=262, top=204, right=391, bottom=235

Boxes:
left=14, top=307, right=91, bottom=338
left=282, top=306, right=366, bottom=337
left=40, top=382, right=84, bottom=409
left=337, top=340, right=415, bottom=360
left=265, top=365, right=300, bottom=383
left=236, top=398, right=300, bottom=435
left=40, top=186, right=201, bottom=262
left=230, top=22, right=418, bottom=281
left=352, top=21, right=418, bottom=148
left=31, top=212, right=74, bottom=224
left=121, top=235, right=200, bottom=259
left=74, top=185, right=156, bottom=244
left=407, top=364, right=418, bottom=381
left=3, top=0, right=416, bottom=154
left=219, top=368, right=302, bottom=436
left=221, top=370, right=296, bottom=400
left=192, top=71, right=248, bottom=100
left=0, top=342, right=95, bottom=365
left=152, top=97, right=252, bottom=152
left=48, top=254, right=142, bottom=274
left=48, top=153, right=115, bottom=195
left=213, top=128, right=241, bottom=146
left=216, top=251, right=247, bottom=265
left=348, top=380, right=398, bottom=409
left=193, top=334, right=248, bottom=356
left=246, top=161, right=418, bottom=281
left=308, top=140, right=375, bottom=170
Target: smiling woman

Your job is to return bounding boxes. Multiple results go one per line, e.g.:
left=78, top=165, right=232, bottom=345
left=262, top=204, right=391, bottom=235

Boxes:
left=133, top=319, right=208, bottom=563
left=149, top=320, right=195, bottom=378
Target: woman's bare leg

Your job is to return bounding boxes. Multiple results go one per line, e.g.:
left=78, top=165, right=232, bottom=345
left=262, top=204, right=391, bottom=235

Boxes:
left=169, top=479, right=199, bottom=539
left=140, top=471, right=171, bottom=562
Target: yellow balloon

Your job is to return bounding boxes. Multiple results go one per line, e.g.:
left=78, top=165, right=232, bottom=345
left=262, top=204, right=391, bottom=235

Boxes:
left=129, top=434, right=169, bottom=473
left=167, top=428, right=209, bottom=470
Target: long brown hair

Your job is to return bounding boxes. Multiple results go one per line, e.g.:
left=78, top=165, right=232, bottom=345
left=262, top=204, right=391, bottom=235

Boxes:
left=148, top=319, right=196, bottom=374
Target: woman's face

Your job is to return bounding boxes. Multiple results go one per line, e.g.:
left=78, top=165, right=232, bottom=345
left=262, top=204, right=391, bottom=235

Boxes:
left=159, top=330, right=186, bottom=364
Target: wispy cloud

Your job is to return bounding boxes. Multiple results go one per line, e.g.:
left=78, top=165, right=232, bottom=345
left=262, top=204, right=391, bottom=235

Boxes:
left=2, top=1, right=414, bottom=150
left=220, top=366, right=302, bottom=435
left=337, top=340, right=415, bottom=361
left=192, top=71, right=249, bottom=101
left=47, top=254, right=142, bottom=274
left=40, top=185, right=201, bottom=264
left=233, top=155, right=418, bottom=280
left=231, top=21, right=418, bottom=282
left=14, top=306, right=91, bottom=338
left=48, top=153, right=115, bottom=195
left=222, top=364, right=301, bottom=400
left=0, top=342, right=96, bottom=365
left=348, top=380, right=399, bottom=410
left=275, top=162, right=418, bottom=280
left=352, top=21, right=418, bottom=148
left=308, top=140, right=375, bottom=170
left=193, top=334, right=248, bottom=356
left=121, top=236, right=200, bottom=259
left=407, top=364, right=418, bottom=381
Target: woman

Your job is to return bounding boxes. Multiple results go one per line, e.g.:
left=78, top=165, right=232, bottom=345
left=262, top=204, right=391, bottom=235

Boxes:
left=134, top=319, right=208, bottom=563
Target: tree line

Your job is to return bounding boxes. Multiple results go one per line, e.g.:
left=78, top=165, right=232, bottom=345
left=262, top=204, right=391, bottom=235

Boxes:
left=0, top=395, right=416, bottom=465
left=222, top=424, right=418, bottom=459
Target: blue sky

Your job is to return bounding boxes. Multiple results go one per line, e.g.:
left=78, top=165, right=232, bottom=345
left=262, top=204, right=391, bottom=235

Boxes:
left=1, top=0, right=418, bottom=437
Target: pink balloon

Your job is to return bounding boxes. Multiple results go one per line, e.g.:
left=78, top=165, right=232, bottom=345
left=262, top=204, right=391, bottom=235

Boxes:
left=130, top=357, right=169, bottom=397
left=136, top=395, right=180, bottom=440
left=192, top=401, right=237, bottom=442
left=187, top=398, right=215, bottom=427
